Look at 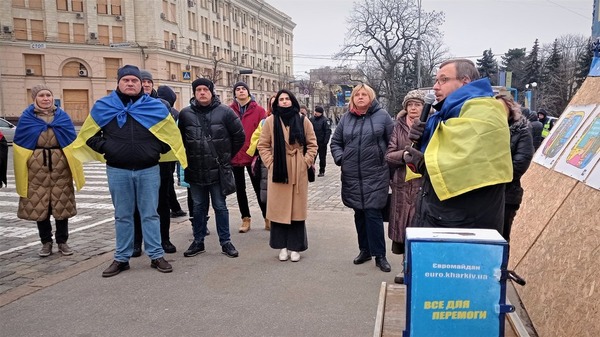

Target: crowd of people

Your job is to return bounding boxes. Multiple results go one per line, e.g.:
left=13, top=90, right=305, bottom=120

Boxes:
left=9, top=59, right=546, bottom=280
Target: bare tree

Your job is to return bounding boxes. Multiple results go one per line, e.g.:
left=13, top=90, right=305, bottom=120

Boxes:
left=337, top=0, right=445, bottom=113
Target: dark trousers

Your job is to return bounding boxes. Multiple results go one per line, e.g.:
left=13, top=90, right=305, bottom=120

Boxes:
left=134, top=162, right=173, bottom=246
left=233, top=165, right=266, bottom=219
left=353, top=208, right=386, bottom=257
left=316, top=143, right=327, bottom=174
left=269, top=220, right=308, bottom=252
left=503, top=204, right=519, bottom=242
left=167, top=162, right=182, bottom=212
left=37, top=208, right=68, bottom=244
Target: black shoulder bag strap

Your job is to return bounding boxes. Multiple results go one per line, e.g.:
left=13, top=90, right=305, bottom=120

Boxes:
left=197, top=113, right=222, bottom=166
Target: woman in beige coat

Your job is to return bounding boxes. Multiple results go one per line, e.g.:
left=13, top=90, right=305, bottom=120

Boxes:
left=257, top=89, right=317, bottom=262
left=14, top=85, right=80, bottom=257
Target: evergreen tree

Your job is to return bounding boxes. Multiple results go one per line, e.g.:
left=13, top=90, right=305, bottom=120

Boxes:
left=574, top=38, right=593, bottom=90
left=539, top=39, right=564, bottom=116
left=476, top=49, right=499, bottom=85
left=500, top=48, right=527, bottom=94
left=524, top=39, right=541, bottom=84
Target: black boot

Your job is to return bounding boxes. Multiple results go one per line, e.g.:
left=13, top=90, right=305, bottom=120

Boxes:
left=375, top=256, right=391, bottom=272
left=353, top=250, right=372, bottom=265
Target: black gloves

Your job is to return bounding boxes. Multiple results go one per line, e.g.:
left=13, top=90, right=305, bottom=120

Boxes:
left=408, top=120, right=426, bottom=143
left=403, top=145, right=425, bottom=174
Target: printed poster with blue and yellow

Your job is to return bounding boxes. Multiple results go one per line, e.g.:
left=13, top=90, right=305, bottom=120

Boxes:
left=533, top=105, right=595, bottom=168
left=404, top=228, right=509, bottom=337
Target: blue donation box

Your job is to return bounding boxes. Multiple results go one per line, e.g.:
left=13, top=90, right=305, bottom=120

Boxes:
left=403, top=228, right=513, bottom=337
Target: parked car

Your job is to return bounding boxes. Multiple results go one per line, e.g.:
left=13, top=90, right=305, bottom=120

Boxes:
left=0, top=117, right=16, bottom=144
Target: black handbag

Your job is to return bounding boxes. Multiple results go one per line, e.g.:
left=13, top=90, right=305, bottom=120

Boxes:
left=382, top=193, right=392, bottom=222
left=301, top=116, right=315, bottom=183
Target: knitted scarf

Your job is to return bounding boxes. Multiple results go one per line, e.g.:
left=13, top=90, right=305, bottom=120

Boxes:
left=271, top=105, right=304, bottom=183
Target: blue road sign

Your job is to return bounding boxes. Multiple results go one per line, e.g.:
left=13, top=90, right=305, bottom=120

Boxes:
left=182, top=71, right=191, bottom=80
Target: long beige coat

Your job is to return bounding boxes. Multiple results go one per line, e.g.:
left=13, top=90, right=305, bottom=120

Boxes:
left=257, top=115, right=317, bottom=224
left=17, top=111, right=77, bottom=221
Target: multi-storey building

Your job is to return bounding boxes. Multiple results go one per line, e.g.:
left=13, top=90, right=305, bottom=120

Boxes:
left=0, top=0, right=295, bottom=123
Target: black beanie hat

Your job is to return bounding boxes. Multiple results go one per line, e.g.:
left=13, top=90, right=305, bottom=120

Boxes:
left=233, top=81, right=250, bottom=98
left=192, top=78, right=214, bottom=93
left=140, top=69, right=153, bottom=83
left=314, top=106, right=324, bottom=113
left=117, top=65, right=141, bottom=82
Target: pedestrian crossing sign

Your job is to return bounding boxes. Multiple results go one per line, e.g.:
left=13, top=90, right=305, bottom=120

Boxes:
left=182, top=71, right=191, bottom=80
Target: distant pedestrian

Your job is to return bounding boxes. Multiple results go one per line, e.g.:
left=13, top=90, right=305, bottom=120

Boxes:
left=496, top=93, right=534, bottom=242
left=0, top=130, right=6, bottom=187
left=13, top=84, right=84, bottom=257
left=309, top=106, right=332, bottom=177
left=299, top=105, right=308, bottom=116
left=528, top=112, right=543, bottom=150
left=330, top=84, right=394, bottom=273
left=179, top=78, right=245, bottom=259
left=257, top=89, right=317, bottom=262
left=538, top=108, right=555, bottom=140
left=73, top=65, right=186, bottom=277
left=229, top=81, right=267, bottom=233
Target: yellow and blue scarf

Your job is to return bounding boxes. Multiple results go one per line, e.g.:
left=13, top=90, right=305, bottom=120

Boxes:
left=422, top=79, right=512, bottom=200
left=13, top=105, right=85, bottom=198
left=72, top=91, right=187, bottom=167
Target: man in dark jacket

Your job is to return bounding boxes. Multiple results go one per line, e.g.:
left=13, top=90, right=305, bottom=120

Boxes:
left=403, top=59, right=512, bottom=234
left=179, top=78, right=245, bottom=258
left=229, top=81, right=267, bottom=233
left=309, top=106, right=332, bottom=176
left=527, top=110, right=544, bottom=150
left=78, top=65, right=186, bottom=277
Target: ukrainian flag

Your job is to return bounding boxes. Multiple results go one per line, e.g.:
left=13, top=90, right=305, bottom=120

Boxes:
left=72, top=91, right=187, bottom=167
left=13, top=105, right=85, bottom=198
left=421, top=79, right=513, bottom=201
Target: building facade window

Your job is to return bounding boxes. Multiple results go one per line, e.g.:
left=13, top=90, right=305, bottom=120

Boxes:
left=12, top=0, right=25, bottom=8
left=104, top=57, right=121, bottom=79
left=98, top=25, right=109, bottom=45
left=56, top=0, right=68, bottom=11
left=58, top=22, right=70, bottom=42
left=24, top=54, right=43, bottom=75
left=14, top=18, right=27, bottom=40
left=71, top=0, right=83, bottom=12
left=30, top=19, right=45, bottom=41
left=73, top=23, right=85, bottom=43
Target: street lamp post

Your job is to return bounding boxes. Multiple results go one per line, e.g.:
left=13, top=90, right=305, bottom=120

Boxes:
left=416, top=0, right=422, bottom=88
left=525, top=82, right=538, bottom=111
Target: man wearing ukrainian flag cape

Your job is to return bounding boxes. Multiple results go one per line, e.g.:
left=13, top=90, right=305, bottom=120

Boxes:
left=72, top=65, right=186, bottom=277
left=403, top=59, right=512, bottom=233
left=13, top=84, right=84, bottom=257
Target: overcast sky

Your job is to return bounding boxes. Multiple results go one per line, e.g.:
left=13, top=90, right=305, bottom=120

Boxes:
left=264, top=0, right=593, bottom=78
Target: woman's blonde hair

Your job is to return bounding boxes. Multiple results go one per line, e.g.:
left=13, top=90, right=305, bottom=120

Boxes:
left=349, top=83, right=376, bottom=111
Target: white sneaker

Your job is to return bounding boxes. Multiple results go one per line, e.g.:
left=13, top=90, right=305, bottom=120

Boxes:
left=290, top=251, right=300, bottom=262
left=278, top=248, right=289, bottom=261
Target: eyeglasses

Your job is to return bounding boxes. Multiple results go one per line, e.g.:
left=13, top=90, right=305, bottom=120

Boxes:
left=434, top=77, right=460, bottom=85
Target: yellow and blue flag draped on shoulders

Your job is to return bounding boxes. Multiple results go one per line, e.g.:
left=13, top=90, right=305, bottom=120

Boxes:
left=72, top=91, right=187, bottom=168
left=13, top=105, right=85, bottom=198
left=420, top=78, right=512, bottom=201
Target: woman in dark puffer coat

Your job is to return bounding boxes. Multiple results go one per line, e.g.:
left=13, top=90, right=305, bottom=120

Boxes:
left=496, top=93, right=534, bottom=242
left=330, top=84, right=394, bottom=272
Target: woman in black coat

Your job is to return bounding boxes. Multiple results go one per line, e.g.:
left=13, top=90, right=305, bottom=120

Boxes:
left=496, top=94, right=534, bottom=242
left=330, top=84, right=394, bottom=272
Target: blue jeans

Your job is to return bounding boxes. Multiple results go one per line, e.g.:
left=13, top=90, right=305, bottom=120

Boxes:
left=189, top=182, right=231, bottom=246
left=353, top=208, right=386, bottom=257
left=107, top=165, right=163, bottom=262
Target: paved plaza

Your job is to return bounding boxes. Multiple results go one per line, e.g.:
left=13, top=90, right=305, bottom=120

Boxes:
left=0, top=146, right=402, bottom=336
